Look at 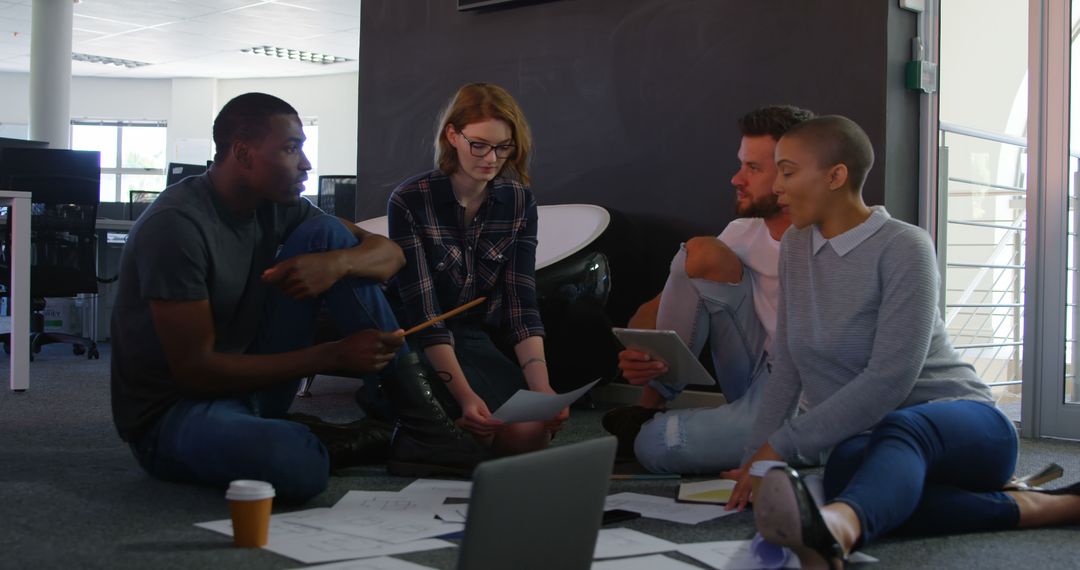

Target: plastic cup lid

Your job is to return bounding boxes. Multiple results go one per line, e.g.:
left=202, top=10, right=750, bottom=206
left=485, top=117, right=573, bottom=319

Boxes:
left=749, top=460, right=788, bottom=477
left=225, top=480, right=276, bottom=501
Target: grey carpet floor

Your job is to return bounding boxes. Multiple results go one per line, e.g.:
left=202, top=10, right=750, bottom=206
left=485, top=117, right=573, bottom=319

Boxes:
left=2, top=344, right=1079, bottom=570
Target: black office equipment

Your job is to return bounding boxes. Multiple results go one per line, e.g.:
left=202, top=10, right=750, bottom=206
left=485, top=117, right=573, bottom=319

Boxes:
left=317, top=175, right=357, bottom=220
left=0, top=147, right=102, bottom=359
left=165, top=161, right=208, bottom=187
left=128, top=190, right=160, bottom=221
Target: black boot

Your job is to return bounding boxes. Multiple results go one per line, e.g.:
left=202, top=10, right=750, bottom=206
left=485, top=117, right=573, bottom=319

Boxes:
left=286, top=413, right=393, bottom=470
left=383, top=352, right=491, bottom=478
left=601, top=405, right=661, bottom=461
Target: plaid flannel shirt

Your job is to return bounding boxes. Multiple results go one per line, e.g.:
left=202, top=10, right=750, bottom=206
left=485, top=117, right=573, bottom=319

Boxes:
left=387, top=170, right=545, bottom=349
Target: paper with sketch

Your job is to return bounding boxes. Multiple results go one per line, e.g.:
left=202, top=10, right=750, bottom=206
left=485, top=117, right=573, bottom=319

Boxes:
left=492, top=378, right=600, bottom=422
left=594, top=528, right=677, bottom=559
left=400, top=479, right=472, bottom=499
left=605, top=492, right=736, bottom=525
left=433, top=504, right=468, bottom=523
left=313, top=510, right=464, bottom=544
left=289, top=555, right=438, bottom=570
left=332, top=490, right=447, bottom=518
left=195, top=508, right=331, bottom=540
left=677, top=540, right=878, bottom=569
left=195, top=510, right=456, bottom=564
left=591, top=553, right=704, bottom=570
left=677, top=479, right=737, bottom=505
left=264, top=532, right=455, bottom=565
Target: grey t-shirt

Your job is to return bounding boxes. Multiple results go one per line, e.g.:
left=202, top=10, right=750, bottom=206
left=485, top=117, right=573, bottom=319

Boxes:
left=110, top=173, right=319, bottom=442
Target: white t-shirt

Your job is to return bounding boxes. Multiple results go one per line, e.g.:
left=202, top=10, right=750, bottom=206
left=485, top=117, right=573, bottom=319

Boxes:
left=717, top=218, right=781, bottom=351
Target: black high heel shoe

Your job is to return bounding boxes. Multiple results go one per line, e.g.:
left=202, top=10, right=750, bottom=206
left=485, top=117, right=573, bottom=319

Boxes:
left=754, top=466, right=847, bottom=570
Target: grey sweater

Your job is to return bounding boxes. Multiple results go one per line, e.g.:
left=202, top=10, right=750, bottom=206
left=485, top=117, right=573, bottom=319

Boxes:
left=749, top=207, right=993, bottom=464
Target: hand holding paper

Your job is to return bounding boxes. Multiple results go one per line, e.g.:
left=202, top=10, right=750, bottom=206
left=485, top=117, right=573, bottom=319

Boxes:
left=491, top=378, right=600, bottom=423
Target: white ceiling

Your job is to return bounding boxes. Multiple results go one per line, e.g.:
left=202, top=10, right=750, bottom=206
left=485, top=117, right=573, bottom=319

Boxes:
left=0, top=0, right=360, bottom=79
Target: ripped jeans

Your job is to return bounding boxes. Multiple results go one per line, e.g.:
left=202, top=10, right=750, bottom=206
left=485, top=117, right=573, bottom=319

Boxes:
left=634, top=244, right=773, bottom=474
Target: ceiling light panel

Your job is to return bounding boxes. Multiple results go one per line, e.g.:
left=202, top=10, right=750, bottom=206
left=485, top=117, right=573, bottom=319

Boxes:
left=72, top=51, right=150, bottom=68
left=241, top=45, right=352, bottom=65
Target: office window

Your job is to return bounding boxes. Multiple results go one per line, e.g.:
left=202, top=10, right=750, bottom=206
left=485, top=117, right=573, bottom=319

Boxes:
left=71, top=120, right=167, bottom=203
left=302, top=120, right=319, bottom=197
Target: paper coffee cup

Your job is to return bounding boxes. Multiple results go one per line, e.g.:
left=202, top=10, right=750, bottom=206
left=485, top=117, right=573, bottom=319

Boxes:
left=226, top=480, right=275, bottom=547
left=748, top=460, right=788, bottom=503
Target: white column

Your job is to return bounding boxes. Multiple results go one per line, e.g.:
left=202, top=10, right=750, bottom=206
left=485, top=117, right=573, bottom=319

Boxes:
left=28, top=0, right=74, bottom=148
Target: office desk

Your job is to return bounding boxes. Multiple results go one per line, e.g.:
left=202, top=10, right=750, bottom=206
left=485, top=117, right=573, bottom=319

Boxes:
left=96, top=218, right=135, bottom=232
left=1, top=190, right=31, bottom=392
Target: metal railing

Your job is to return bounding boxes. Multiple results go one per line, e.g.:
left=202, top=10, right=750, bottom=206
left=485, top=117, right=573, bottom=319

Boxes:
left=939, top=123, right=1027, bottom=388
left=939, top=122, right=1080, bottom=393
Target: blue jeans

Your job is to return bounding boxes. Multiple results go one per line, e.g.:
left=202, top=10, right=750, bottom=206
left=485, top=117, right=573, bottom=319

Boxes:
left=635, top=245, right=772, bottom=473
left=131, top=216, right=403, bottom=502
left=825, top=399, right=1019, bottom=542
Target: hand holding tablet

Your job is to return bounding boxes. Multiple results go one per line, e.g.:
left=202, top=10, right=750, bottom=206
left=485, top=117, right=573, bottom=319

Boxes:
left=612, top=328, right=715, bottom=387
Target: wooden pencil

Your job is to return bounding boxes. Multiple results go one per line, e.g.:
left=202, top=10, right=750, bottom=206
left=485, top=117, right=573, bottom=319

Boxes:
left=403, top=297, right=487, bottom=336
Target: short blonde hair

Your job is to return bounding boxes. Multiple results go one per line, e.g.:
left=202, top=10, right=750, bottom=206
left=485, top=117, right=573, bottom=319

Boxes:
left=434, top=82, right=533, bottom=186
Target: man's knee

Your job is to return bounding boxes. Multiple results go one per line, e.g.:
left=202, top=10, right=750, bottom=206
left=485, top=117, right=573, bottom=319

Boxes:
left=633, top=411, right=744, bottom=474
left=633, top=415, right=685, bottom=474
left=282, top=215, right=358, bottom=257
left=683, top=237, right=743, bottom=283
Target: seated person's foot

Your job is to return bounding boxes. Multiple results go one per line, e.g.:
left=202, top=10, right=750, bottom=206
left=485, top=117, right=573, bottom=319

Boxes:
left=383, top=353, right=492, bottom=478
left=601, top=405, right=661, bottom=460
left=354, top=384, right=397, bottom=424
left=286, top=413, right=393, bottom=470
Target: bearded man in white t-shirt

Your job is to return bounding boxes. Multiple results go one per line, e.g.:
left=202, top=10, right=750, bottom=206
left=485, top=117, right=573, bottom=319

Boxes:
left=603, top=105, right=815, bottom=474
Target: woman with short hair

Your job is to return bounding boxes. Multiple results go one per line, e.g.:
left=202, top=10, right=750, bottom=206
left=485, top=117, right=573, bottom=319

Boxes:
left=727, top=115, right=1080, bottom=569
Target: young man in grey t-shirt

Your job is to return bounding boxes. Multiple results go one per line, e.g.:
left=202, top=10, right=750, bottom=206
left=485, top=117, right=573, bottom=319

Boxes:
left=110, top=93, right=483, bottom=501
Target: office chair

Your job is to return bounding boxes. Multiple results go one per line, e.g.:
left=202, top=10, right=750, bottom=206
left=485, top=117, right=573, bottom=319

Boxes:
left=0, top=148, right=102, bottom=360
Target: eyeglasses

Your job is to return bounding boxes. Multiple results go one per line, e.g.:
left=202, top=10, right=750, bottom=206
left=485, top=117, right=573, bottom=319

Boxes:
left=458, top=131, right=517, bottom=159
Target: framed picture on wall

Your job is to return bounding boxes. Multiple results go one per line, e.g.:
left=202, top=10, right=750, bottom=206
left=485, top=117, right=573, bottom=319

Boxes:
left=458, top=0, right=554, bottom=11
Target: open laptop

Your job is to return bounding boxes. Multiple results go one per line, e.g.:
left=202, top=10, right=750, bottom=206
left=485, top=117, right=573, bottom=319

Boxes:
left=458, top=436, right=617, bottom=570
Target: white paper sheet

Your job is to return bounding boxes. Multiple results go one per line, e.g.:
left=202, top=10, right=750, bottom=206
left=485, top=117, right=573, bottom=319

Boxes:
left=288, top=555, right=439, bottom=570
left=263, top=533, right=455, bottom=565
left=591, top=554, right=704, bottom=570
left=332, top=490, right=447, bottom=519
left=594, top=528, right=677, bottom=559
left=400, top=479, right=473, bottom=499
left=605, top=492, right=737, bottom=525
left=677, top=540, right=770, bottom=570
left=677, top=540, right=878, bottom=569
left=492, top=378, right=600, bottom=422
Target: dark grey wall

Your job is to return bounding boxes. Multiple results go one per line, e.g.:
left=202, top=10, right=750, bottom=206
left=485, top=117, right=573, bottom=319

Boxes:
left=356, top=0, right=921, bottom=318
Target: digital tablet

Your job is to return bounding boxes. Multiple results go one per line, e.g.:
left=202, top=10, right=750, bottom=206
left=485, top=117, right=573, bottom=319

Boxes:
left=611, top=328, right=715, bottom=387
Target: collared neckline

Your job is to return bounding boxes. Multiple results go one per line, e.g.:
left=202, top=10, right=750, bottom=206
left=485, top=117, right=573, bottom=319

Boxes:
left=432, top=171, right=505, bottom=206
left=812, top=206, right=890, bottom=256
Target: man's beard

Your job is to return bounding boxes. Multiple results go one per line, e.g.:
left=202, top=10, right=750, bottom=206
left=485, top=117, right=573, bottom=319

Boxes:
left=736, top=191, right=782, bottom=218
